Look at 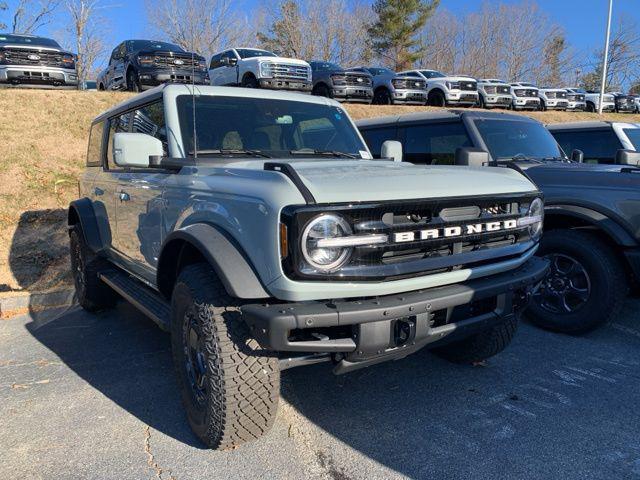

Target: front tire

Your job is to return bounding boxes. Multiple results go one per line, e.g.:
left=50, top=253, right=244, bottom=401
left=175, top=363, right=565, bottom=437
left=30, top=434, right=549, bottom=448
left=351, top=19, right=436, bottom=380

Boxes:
left=312, top=83, right=331, bottom=98
left=428, top=90, right=446, bottom=107
left=69, top=225, right=118, bottom=312
left=171, top=263, right=280, bottom=449
left=373, top=88, right=392, bottom=105
left=241, top=74, right=259, bottom=88
left=126, top=69, right=141, bottom=92
left=478, top=95, right=486, bottom=109
left=527, top=229, right=627, bottom=333
left=433, top=315, right=518, bottom=364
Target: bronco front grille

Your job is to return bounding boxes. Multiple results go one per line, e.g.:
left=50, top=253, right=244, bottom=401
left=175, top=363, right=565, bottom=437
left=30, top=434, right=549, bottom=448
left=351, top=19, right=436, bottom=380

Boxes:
left=1, top=48, right=68, bottom=68
left=281, top=193, right=540, bottom=281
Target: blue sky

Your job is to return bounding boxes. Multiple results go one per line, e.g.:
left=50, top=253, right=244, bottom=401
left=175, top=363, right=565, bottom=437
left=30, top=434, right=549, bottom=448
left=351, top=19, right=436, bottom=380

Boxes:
left=5, top=0, right=640, bottom=66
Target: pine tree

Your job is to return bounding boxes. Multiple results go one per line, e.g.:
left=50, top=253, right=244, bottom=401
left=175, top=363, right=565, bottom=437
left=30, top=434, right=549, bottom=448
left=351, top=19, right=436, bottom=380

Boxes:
left=367, top=0, right=439, bottom=70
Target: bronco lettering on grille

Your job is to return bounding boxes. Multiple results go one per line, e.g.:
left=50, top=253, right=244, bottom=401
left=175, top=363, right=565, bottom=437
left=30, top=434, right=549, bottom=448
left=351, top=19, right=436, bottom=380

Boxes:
left=393, top=219, right=518, bottom=243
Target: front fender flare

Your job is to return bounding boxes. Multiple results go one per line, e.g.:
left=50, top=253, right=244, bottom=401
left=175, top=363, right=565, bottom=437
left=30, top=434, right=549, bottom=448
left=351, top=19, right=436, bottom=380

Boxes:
left=157, top=223, right=270, bottom=300
left=68, top=198, right=108, bottom=253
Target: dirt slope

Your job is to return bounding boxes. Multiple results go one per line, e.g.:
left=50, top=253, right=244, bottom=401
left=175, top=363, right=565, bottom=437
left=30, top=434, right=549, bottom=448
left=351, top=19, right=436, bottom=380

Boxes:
left=0, top=89, right=638, bottom=293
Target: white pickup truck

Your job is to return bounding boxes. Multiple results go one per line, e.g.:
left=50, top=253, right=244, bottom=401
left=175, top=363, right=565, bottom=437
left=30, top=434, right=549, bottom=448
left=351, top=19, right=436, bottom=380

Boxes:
left=538, top=87, right=569, bottom=111
left=509, top=82, right=541, bottom=110
left=398, top=69, right=478, bottom=107
left=477, top=78, right=512, bottom=109
left=209, top=47, right=312, bottom=92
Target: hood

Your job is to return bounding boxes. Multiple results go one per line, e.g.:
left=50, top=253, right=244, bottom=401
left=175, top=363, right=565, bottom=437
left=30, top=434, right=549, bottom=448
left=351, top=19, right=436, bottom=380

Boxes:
left=441, top=75, right=476, bottom=82
left=0, top=44, right=71, bottom=55
left=257, top=56, right=309, bottom=67
left=523, top=162, right=640, bottom=191
left=480, top=81, right=509, bottom=87
left=137, top=49, right=204, bottom=60
left=270, top=160, right=537, bottom=203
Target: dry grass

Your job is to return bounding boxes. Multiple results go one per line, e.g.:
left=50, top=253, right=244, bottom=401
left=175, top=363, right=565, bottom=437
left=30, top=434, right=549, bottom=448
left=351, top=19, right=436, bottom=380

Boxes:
left=0, top=89, right=638, bottom=293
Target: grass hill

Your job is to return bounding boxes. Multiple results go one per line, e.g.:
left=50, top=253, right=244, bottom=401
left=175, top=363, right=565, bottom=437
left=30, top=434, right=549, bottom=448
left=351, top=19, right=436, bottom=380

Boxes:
left=0, top=89, right=638, bottom=294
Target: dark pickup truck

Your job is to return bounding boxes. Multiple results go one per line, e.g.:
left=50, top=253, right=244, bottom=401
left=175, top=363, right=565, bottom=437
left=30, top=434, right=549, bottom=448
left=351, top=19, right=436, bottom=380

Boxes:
left=309, top=61, right=373, bottom=103
left=97, top=39, right=208, bottom=91
left=358, top=110, right=640, bottom=333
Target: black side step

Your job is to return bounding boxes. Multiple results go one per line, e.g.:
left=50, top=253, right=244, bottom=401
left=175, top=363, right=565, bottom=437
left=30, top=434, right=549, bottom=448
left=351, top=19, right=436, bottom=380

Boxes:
left=99, top=270, right=171, bottom=331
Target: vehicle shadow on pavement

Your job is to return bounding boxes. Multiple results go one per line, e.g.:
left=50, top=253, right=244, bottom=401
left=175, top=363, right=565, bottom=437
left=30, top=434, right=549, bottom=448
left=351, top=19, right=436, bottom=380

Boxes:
left=279, top=300, right=640, bottom=479
left=24, top=301, right=206, bottom=449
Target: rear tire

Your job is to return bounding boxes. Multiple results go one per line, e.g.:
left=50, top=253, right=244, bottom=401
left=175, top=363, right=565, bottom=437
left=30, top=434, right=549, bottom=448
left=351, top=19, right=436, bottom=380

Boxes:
left=69, top=225, right=118, bottom=312
left=433, top=315, right=518, bottom=364
left=170, top=263, right=280, bottom=449
left=526, top=229, right=627, bottom=334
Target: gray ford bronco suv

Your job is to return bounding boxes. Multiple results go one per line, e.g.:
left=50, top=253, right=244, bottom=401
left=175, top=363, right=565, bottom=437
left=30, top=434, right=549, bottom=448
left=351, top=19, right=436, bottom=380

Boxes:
left=69, top=84, right=548, bottom=449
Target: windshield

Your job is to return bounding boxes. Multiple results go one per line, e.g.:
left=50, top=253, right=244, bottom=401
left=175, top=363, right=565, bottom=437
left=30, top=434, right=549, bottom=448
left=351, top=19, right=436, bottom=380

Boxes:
left=420, top=70, right=445, bottom=78
left=311, top=62, right=342, bottom=71
left=129, top=40, right=184, bottom=52
left=367, top=67, right=394, bottom=76
left=474, top=119, right=564, bottom=160
left=176, top=95, right=368, bottom=159
left=236, top=48, right=275, bottom=59
left=0, top=34, right=60, bottom=48
left=624, top=129, right=640, bottom=150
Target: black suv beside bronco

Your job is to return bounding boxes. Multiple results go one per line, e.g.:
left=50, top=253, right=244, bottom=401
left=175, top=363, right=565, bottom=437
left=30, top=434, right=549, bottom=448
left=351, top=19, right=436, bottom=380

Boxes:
left=358, top=110, right=640, bottom=333
left=97, top=39, right=208, bottom=91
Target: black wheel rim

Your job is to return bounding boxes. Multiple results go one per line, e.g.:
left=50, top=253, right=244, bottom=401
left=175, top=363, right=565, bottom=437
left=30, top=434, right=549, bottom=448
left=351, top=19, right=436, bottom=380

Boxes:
left=183, top=306, right=208, bottom=406
left=71, top=237, right=86, bottom=293
left=533, top=253, right=591, bottom=314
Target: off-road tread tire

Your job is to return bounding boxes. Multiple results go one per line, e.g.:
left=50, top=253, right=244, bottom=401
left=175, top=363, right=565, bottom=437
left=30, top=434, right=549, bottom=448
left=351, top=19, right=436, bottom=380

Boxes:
left=69, top=225, right=118, bottom=312
left=433, top=315, right=518, bottom=364
left=526, top=229, right=627, bottom=334
left=171, top=263, right=279, bottom=450
left=126, top=70, right=141, bottom=92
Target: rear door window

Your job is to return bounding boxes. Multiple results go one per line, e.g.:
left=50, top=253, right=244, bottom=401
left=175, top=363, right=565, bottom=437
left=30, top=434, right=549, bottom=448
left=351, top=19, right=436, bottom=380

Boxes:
left=550, top=129, right=622, bottom=164
left=401, top=122, right=472, bottom=165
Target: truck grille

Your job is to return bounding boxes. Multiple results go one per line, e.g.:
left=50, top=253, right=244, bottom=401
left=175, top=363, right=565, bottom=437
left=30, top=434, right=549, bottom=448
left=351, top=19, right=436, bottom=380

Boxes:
left=514, top=89, right=537, bottom=97
left=153, top=55, right=200, bottom=68
left=497, top=86, right=510, bottom=94
left=567, top=94, right=585, bottom=102
left=546, top=91, right=566, bottom=99
left=393, top=78, right=426, bottom=89
left=282, top=193, right=540, bottom=281
left=269, top=63, right=310, bottom=81
left=1, top=48, right=68, bottom=68
left=460, top=81, right=477, bottom=91
left=345, top=74, right=372, bottom=86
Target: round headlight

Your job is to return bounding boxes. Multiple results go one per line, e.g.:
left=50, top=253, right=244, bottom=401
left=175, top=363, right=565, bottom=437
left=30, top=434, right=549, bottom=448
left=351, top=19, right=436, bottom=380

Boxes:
left=301, top=214, right=352, bottom=272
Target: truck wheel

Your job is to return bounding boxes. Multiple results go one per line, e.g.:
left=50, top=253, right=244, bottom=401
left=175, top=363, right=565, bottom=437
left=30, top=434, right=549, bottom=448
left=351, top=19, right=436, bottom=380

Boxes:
left=126, top=70, right=141, bottom=92
left=170, top=263, right=280, bottom=449
left=241, top=75, right=259, bottom=88
left=374, top=88, right=392, bottom=105
left=428, top=90, right=446, bottom=107
left=527, top=229, right=627, bottom=333
left=478, top=95, right=486, bottom=109
left=586, top=102, right=595, bottom=113
left=69, top=225, right=118, bottom=312
left=313, top=84, right=331, bottom=98
left=432, top=315, right=518, bottom=364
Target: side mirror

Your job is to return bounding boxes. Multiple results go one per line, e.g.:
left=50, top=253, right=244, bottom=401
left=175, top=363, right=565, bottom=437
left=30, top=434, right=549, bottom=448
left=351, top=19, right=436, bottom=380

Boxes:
left=381, top=140, right=403, bottom=162
left=615, top=149, right=640, bottom=166
left=571, top=149, right=584, bottom=163
left=455, top=147, right=490, bottom=167
left=112, top=132, right=163, bottom=168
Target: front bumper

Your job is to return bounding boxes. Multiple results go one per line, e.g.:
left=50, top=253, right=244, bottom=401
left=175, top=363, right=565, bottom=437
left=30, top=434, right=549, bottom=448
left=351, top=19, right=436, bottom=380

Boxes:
left=138, top=69, right=209, bottom=90
left=544, top=99, right=569, bottom=110
left=513, top=97, right=540, bottom=109
left=332, top=85, right=373, bottom=103
left=567, top=101, right=586, bottom=111
left=243, top=256, right=549, bottom=371
left=446, top=91, right=479, bottom=105
left=0, top=65, right=78, bottom=88
left=616, top=104, right=636, bottom=113
left=483, top=94, right=512, bottom=107
left=392, top=89, right=427, bottom=105
left=259, top=78, right=312, bottom=92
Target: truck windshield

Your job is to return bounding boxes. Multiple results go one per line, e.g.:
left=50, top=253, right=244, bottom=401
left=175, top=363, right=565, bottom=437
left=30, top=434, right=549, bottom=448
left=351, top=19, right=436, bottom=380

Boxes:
left=623, top=129, right=640, bottom=150
left=367, top=67, right=394, bottom=76
left=420, top=70, right=446, bottom=78
left=0, top=34, right=60, bottom=48
left=129, top=40, right=184, bottom=52
left=176, top=95, right=368, bottom=159
left=236, top=49, right=275, bottom=59
left=473, top=119, right=564, bottom=161
left=311, top=62, right=342, bottom=71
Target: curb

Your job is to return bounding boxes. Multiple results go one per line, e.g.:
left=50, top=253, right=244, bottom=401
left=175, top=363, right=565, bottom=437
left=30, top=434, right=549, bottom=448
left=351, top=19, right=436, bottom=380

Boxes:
left=0, top=289, right=75, bottom=317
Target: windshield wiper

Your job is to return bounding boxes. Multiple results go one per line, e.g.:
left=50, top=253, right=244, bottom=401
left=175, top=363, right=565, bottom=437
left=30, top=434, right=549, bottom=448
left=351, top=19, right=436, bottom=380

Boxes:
left=190, top=149, right=271, bottom=158
left=289, top=148, right=359, bottom=159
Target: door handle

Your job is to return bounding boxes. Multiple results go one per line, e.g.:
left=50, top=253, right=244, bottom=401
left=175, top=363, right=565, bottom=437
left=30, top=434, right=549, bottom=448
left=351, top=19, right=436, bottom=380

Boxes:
left=94, top=187, right=104, bottom=196
left=119, top=191, right=130, bottom=202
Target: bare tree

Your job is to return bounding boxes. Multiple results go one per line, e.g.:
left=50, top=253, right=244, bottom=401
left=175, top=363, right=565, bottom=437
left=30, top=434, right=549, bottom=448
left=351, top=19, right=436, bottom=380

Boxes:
left=9, top=0, right=59, bottom=34
left=257, top=0, right=372, bottom=66
left=0, top=2, right=8, bottom=30
left=147, top=0, right=253, bottom=58
left=64, top=0, right=109, bottom=87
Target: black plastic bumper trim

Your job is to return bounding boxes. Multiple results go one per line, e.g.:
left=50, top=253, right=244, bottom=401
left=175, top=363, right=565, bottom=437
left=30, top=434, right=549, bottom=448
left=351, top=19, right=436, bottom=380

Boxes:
left=242, top=256, right=549, bottom=352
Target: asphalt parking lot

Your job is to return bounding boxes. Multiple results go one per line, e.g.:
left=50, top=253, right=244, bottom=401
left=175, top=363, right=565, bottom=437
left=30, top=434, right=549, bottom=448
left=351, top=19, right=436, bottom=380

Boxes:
left=2, top=296, right=640, bottom=480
